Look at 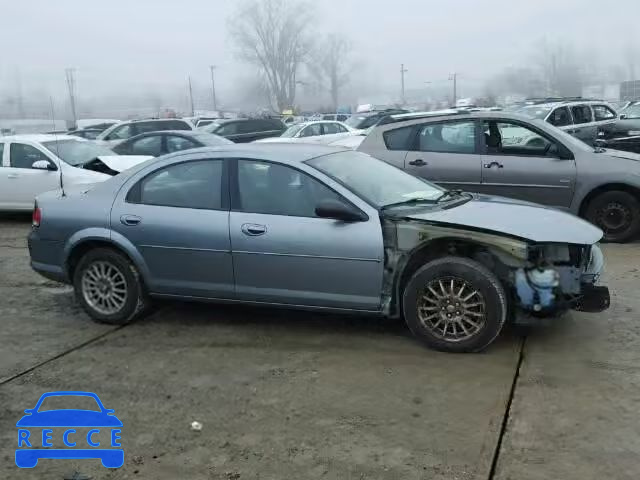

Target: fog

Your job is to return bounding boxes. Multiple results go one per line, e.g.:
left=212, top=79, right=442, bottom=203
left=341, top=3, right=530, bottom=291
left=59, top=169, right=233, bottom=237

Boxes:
left=2, top=0, right=640, bottom=117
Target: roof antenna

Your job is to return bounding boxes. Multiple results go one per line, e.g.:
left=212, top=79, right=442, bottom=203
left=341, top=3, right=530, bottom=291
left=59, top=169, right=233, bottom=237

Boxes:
left=49, top=96, right=65, bottom=197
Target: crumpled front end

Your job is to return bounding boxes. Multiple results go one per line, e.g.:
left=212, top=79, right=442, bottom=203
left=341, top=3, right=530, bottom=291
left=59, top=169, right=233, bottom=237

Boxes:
left=513, top=243, right=610, bottom=317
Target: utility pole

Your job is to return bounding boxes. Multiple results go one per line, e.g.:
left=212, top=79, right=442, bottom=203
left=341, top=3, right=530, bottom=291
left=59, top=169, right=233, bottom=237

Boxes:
left=449, top=72, right=458, bottom=106
left=209, top=65, right=218, bottom=112
left=65, top=68, right=77, bottom=129
left=188, top=76, right=195, bottom=116
left=400, top=64, right=408, bottom=105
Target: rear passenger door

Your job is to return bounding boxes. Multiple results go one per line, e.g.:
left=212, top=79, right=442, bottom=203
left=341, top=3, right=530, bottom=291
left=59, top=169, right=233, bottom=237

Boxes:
left=402, top=120, right=483, bottom=191
left=110, top=157, right=234, bottom=298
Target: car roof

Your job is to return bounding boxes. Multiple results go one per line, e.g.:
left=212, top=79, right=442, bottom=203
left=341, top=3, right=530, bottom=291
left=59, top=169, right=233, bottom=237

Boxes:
left=166, top=143, right=350, bottom=165
left=0, top=134, right=80, bottom=143
left=294, top=120, right=343, bottom=126
left=119, top=118, right=191, bottom=124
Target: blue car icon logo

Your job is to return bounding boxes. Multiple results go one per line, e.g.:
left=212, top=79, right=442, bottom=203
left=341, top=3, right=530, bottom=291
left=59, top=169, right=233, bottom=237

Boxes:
left=16, top=391, right=123, bottom=468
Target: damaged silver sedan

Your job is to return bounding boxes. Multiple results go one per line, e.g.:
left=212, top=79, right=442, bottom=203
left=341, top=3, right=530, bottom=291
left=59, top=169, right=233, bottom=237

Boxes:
left=28, top=145, right=609, bottom=352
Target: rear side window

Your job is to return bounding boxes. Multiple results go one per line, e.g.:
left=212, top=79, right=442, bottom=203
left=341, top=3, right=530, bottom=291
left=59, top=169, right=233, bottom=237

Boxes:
left=593, top=105, right=617, bottom=121
left=383, top=126, right=415, bottom=150
left=130, top=160, right=224, bottom=209
left=571, top=105, right=593, bottom=124
left=416, top=121, right=476, bottom=154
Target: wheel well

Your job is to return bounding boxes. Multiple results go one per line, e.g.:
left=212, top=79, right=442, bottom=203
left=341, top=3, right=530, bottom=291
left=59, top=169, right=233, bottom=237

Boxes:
left=579, top=183, right=640, bottom=217
left=67, top=240, right=136, bottom=281
left=393, top=238, right=503, bottom=315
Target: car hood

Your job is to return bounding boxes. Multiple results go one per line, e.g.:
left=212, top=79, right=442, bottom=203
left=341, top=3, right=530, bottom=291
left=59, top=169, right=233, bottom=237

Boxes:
left=95, top=155, right=153, bottom=172
left=16, top=410, right=123, bottom=427
left=394, top=194, right=603, bottom=245
left=602, top=149, right=640, bottom=161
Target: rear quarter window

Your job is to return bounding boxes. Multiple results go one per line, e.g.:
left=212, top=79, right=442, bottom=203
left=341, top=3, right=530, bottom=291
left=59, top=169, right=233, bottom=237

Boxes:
left=383, top=126, right=415, bottom=150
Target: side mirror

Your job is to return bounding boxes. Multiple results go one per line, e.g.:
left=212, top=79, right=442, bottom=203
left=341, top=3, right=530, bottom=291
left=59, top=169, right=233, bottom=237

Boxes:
left=620, top=114, right=627, bottom=119
left=32, top=160, right=56, bottom=171
left=315, top=198, right=367, bottom=222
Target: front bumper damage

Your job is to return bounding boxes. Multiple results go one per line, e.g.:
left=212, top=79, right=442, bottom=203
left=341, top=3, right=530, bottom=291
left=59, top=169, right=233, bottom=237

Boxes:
left=380, top=218, right=610, bottom=322
left=513, top=243, right=610, bottom=319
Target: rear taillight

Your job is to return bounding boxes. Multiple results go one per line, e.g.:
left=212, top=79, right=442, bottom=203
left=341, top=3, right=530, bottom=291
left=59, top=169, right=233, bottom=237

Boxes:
left=32, top=205, right=41, bottom=227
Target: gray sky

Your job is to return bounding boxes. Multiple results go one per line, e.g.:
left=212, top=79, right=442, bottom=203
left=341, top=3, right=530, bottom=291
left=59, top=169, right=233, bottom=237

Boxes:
left=2, top=0, right=640, bottom=110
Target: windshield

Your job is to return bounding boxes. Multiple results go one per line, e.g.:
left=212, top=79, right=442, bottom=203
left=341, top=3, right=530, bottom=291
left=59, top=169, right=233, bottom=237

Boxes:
left=200, top=122, right=221, bottom=133
left=307, top=151, right=443, bottom=208
left=43, top=139, right=117, bottom=166
left=281, top=124, right=305, bottom=137
left=516, top=106, right=552, bottom=120
left=622, top=105, right=640, bottom=119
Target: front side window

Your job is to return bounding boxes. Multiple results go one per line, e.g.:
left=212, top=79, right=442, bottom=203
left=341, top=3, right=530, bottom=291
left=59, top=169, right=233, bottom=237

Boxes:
left=571, top=105, right=593, bottom=124
left=166, top=135, right=198, bottom=153
left=165, top=120, right=191, bottom=131
left=135, top=160, right=223, bottom=209
left=621, top=104, right=640, bottom=119
left=300, top=124, right=323, bottom=137
left=10, top=143, right=52, bottom=168
left=416, top=121, right=476, bottom=154
left=237, top=160, right=342, bottom=217
left=0, top=143, right=4, bottom=164
left=483, top=120, right=555, bottom=155
left=323, top=123, right=344, bottom=134
left=130, top=136, right=163, bottom=156
left=548, top=107, right=572, bottom=127
left=281, top=124, right=305, bottom=138
left=593, top=105, right=617, bottom=121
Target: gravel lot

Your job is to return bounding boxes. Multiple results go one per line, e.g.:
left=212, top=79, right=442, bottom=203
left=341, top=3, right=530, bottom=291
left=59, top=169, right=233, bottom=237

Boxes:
left=0, top=215, right=638, bottom=480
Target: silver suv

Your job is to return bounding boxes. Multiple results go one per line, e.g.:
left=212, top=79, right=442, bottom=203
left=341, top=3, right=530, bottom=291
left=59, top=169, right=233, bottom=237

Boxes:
left=358, top=111, right=640, bottom=242
left=512, top=98, right=617, bottom=145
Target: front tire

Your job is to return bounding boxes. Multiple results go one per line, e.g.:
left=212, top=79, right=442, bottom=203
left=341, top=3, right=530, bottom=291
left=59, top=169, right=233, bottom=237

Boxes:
left=402, top=256, right=507, bottom=353
left=584, top=190, right=640, bottom=243
left=73, top=248, right=150, bottom=325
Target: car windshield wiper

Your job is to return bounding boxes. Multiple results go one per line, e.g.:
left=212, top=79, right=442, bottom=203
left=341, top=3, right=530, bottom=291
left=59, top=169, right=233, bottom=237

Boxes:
left=436, top=189, right=465, bottom=203
left=380, top=197, right=437, bottom=211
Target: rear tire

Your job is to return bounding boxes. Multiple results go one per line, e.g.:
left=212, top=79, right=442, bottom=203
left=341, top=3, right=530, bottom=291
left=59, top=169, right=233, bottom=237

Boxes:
left=73, top=248, right=150, bottom=325
left=402, top=256, right=507, bottom=353
left=584, top=190, right=640, bottom=243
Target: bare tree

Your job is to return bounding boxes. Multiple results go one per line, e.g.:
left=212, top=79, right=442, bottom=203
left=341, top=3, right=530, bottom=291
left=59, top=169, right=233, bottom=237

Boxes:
left=310, top=34, right=352, bottom=111
left=534, top=40, right=583, bottom=96
left=228, top=0, right=314, bottom=112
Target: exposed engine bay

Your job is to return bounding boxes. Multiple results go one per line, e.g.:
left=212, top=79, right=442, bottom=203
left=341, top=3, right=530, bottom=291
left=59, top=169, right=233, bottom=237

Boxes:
left=381, top=218, right=610, bottom=321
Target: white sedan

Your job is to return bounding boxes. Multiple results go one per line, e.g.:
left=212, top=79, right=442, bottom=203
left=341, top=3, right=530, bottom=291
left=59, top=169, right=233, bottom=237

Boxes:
left=254, top=120, right=357, bottom=144
left=0, top=135, right=152, bottom=211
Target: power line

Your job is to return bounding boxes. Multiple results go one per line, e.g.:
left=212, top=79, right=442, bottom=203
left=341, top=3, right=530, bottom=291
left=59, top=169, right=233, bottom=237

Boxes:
left=187, top=76, right=195, bottom=116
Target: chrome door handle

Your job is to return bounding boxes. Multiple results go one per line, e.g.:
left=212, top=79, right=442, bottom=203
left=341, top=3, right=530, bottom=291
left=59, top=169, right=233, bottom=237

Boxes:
left=483, top=161, right=504, bottom=169
left=241, top=223, right=267, bottom=236
left=7, top=174, right=19, bottom=179
left=408, top=158, right=427, bottom=167
left=120, top=215, right=142, bottom=226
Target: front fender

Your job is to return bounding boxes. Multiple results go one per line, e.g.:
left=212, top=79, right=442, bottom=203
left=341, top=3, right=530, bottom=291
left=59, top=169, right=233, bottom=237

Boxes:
left=63, top=228, right=151, bottom=284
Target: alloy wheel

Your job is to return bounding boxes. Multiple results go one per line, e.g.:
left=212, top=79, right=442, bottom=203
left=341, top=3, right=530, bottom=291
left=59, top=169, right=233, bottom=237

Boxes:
left=417, top=276, right=486, bottom=342
left=81, top=261, right=128, bottom=315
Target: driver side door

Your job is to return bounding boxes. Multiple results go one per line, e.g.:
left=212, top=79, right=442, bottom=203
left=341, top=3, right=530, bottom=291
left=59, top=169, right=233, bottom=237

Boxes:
left=229, top=159, right=384, bottom=310
left=478, top=120, right=576, bottom=208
